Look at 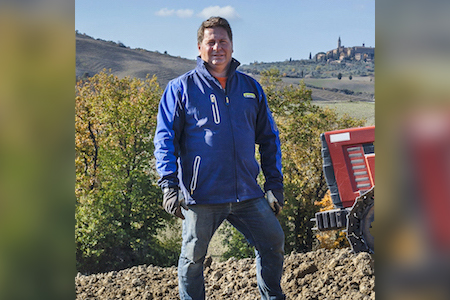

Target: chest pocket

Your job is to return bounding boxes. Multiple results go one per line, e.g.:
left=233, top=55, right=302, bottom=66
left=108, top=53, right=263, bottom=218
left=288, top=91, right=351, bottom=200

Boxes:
left=210, top=94, right=221, bottom=124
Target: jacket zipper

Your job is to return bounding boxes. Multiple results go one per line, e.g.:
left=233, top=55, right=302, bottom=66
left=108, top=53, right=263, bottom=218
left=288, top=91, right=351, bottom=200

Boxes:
left=212, top=76, right=239, bottom=201
left=223, top=83, right=239, bottom=202
left=190, top=156, right=201, bottom=194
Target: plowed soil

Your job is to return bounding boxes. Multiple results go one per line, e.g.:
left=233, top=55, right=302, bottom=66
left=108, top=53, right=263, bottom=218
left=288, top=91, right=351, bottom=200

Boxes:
left=76, top=248, right=375, bottom=299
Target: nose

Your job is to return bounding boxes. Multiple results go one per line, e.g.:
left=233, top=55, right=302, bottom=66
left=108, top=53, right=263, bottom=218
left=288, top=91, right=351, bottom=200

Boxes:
left=212, top=42, right=220, bottom=51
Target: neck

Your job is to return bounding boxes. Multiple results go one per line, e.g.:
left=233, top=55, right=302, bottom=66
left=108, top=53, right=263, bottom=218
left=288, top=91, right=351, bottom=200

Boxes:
left=206, top=64, right=229, bottom=78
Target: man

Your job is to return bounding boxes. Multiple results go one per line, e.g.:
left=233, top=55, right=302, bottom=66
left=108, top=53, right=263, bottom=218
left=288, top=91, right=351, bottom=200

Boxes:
left=154, top=17, right=285, bottom=300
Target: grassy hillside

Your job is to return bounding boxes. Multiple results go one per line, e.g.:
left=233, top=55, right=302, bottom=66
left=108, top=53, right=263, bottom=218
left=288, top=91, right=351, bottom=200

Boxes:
left=315, top=101, right=375, bottom=126
left=76, top=33, right=196, bottom=87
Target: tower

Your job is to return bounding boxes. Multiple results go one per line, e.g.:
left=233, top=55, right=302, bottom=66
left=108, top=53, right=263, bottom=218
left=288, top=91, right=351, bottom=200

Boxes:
left=338, top=36, right=341, bottom=49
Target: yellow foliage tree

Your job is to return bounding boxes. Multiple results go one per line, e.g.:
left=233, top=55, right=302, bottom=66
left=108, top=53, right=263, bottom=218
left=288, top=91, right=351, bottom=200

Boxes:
left=314, top=191, right=350, bottom=249
left=260, top=68, right=363, bottom=253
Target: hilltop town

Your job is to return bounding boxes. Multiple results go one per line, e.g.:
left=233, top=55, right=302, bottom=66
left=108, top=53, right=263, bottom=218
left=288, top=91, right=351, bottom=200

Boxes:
left=315, top=37, right=374, bottom=63
left=239, top=37, right=375, bottom=79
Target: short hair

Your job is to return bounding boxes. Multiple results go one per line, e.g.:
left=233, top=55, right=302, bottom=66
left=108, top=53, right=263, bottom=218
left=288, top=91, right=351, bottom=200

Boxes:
left=197, top=17, right=233, bottom=44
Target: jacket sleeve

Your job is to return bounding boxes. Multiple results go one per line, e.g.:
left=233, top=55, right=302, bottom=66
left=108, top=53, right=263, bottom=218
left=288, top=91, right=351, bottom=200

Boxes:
left=255, top=84, right=283, bottom=192
left=153, top=80, right=184, bottom=190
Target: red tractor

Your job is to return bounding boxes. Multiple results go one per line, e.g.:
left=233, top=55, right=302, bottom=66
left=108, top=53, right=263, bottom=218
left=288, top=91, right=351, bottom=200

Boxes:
left=313, top=126, right=375, bottom=253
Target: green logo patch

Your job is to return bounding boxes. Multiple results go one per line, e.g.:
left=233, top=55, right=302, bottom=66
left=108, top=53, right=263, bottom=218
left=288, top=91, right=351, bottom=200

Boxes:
left=243, top=92, right=256, bottom=99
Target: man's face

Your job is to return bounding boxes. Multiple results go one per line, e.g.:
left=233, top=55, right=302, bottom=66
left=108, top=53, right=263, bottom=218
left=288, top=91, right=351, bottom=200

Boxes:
left=198, top=27, right=233, bottom=76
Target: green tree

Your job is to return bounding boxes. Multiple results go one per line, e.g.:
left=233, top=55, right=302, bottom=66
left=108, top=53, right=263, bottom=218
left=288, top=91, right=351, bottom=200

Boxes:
left=220, top=222, right=255, bottom=260
left=221, top=69, right=364, bottom=258
left=75, top=71, right=179, bottom=273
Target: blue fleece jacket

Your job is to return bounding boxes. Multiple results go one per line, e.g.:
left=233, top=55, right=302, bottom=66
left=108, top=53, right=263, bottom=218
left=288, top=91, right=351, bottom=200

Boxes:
left=154, top=57, right=283, bottom=205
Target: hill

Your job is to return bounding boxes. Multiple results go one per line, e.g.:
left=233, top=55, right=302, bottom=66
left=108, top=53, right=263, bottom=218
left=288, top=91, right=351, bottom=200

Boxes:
left=76, top=32, right=374, bottom=125
left=76, top=32, right=374, bottom=86
left=239, top=58, right=374, bottom=79
left=76, top=33, right=196, bottom=87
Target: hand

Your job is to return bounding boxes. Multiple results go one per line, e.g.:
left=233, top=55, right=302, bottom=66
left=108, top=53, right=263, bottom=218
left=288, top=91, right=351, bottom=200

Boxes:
left=266, top=189, right=284, bottom=216
left=163, top=187, right=185, bottom=219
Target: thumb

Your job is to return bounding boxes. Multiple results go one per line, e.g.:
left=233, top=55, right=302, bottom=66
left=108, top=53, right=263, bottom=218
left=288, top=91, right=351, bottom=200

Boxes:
left=175, top=205, right=185, bottom=220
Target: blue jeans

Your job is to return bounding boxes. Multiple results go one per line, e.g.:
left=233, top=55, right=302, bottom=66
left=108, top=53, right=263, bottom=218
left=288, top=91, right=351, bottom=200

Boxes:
left=178, top=197, right=286, bottom=300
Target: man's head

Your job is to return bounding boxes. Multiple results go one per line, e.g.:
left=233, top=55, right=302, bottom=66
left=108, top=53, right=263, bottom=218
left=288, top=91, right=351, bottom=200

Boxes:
left=197, top=17, right=232, bottom=44
left=197, top=17, right=233, bottom=77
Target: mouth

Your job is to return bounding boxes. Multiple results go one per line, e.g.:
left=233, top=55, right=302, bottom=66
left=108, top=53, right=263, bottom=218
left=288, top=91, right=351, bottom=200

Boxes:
left=212, top=54, right=225, bottom=60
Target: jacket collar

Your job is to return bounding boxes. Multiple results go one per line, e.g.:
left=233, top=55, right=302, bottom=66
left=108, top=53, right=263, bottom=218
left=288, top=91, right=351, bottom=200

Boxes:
left=196, top=56, right=241, bottom=80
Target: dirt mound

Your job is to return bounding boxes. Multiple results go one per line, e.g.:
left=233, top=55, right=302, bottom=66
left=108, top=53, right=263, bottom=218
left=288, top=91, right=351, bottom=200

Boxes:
left=76, top=248, right=374, bottom=299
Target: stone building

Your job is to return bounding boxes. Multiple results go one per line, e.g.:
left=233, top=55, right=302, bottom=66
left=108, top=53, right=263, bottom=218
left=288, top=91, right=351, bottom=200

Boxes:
left=316, top=37, right=374, bottom=62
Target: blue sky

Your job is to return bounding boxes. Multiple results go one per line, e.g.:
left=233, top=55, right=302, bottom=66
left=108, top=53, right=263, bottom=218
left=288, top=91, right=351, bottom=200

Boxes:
left=75, top=0, right=375, bottom=65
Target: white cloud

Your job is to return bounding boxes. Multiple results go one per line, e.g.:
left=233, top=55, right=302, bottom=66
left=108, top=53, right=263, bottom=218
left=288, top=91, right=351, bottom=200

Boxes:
left=197, top=6, right=240, bottom=20
left=155, top=8, right=194, bottom=18
left=155, top=8, right=175, bottom=17
left=156, top=6, right=239, bottom=19
left=176, top=9, right=194, bottom=18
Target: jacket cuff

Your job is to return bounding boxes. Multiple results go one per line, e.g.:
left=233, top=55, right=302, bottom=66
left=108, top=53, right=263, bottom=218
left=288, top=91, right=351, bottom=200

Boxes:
left=264, top=181, right=283, bottom=193
left=158, top=176, right=179, bottom=191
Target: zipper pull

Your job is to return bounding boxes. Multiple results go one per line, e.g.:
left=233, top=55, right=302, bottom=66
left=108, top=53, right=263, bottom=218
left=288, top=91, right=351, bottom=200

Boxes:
left=226, top=96, right=230, bottom=105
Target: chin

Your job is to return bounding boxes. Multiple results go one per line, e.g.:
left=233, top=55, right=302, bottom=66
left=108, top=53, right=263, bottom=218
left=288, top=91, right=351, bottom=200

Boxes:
left=211, top=60, right=225, bottom=65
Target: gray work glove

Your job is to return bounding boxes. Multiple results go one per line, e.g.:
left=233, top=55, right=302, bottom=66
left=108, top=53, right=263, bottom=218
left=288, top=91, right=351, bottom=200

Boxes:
left=163, top=187, right=187, bottom=219
left=266, top=189, right=284, bottom=216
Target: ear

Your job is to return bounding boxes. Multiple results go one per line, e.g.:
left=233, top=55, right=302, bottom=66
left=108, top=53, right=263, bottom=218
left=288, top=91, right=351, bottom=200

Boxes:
left=197, top=43, right=201, bottom=54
